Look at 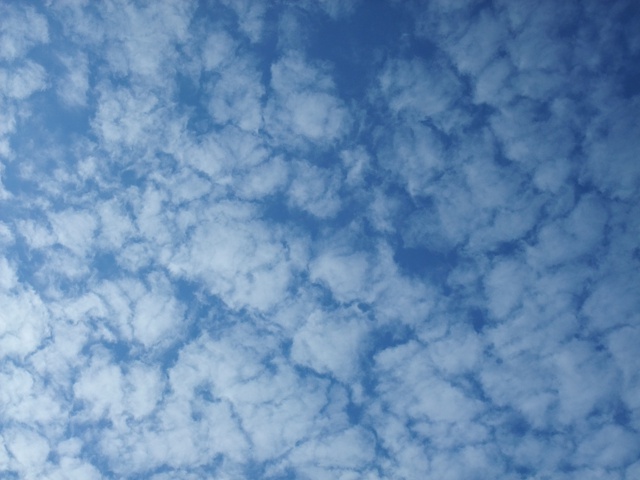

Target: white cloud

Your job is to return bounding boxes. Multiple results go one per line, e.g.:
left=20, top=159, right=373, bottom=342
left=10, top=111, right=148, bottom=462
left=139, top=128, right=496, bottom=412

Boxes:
left=48, top=208, right=98, bottom=256
left=340, top=146, right=369, bottom=187
left=202, top=30, right=236, bottom=71
left=501, top=1, right=575, bottom=73
left=74, top=353, right=165, bottom=428
left=56, top=53, right=89, bottom=107
left=377, top=57, right=460, bottom=121
left=479, top=346, right=558, bottom=429
left=0, top=135, right=12, bottom=160
left=627, top=460, right=640, bottom=480
left=526, top=194, right=608, bottom=268
left=489, top=98, right=575, bottom=169
left=4, top=428, right=50, bottom=477
left=309, top=248, right=369, bottom=303
left=0, top=4, right=49, bottom=61
left=0, top=61, right=47, bottom=100
left=375, top=340, right=483, bottom=424
left=0, top=364, right=63, bottom=430
left=96, top=198, right=136, bottom=249
left=207, top=55, right=264, bottom=132
left=606, top=326, right=640, bottom=429
left=484, top=258, right=529, bottom=319
left=574, top=424, right=640, bottom=469
left=315, top=0, right=361, bottom=18
left=83, top=328, right=338, bottom=474
left=473, top=57, right=513, bottom=106
left=0, top=287, right=50, bottom=360
left=18, top=220, right=56, bottom=248
left=266, top=53, right=350, bottom=145
left=92, top=85, right=171, bottom=152
left=0, top=255, right=17, bottom=290
left=291, top=306, right=369, bottom=382
left=288, top=161, right=342, bottom=218
left=132, top=272, right=185, bottom=348
left=551, top=339, right=618, bottom=425
left=168, top=202, right=296, bottom=311
left=97, top=0, right=195, bottom=81
left=29, top=316, right=93, bottom=388
left=427, top=323, right=482, bottom=376
left=582, top=272, right=640, bottom=335
left=90, top=273, right=186, bottom=349
left=45, top=456, right=102, bottom=480
left=176, top=127, right=268, bottom=180
left=377, top=123, right=444, bottom=197
left=367, top=189, right=403, bottom=234
left=236, top=155, right=289, bottom=199
left=1, top=1, right=639, bottom=478
left=125, top=363, right=163, bottom=419
left=442, top=8, right=507, bottom=76
left=220, top=0, right=267, bottom=43
left=285, top=426, right=375, bottom=476
left=285, top=91, right=347, bottom=140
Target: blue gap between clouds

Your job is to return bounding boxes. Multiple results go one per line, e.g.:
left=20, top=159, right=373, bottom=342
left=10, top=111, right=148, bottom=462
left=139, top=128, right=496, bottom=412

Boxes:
left=304, top=0, right=430, bottom=101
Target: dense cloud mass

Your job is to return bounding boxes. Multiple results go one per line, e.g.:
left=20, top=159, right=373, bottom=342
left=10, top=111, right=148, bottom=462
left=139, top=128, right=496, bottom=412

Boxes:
left=1, top=0, right=639, bottom=478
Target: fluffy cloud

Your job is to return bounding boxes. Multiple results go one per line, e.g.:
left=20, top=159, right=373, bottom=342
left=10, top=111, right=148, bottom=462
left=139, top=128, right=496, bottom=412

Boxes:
left=0, top=4, right=49, bottom=61
left=266, top=53, right=351, bottom=145
left=1, top=0, right=638, bottom=478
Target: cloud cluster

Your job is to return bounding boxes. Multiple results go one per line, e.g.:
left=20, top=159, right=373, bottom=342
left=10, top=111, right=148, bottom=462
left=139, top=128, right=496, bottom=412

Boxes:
left=1, top=0, right=639, bottom=478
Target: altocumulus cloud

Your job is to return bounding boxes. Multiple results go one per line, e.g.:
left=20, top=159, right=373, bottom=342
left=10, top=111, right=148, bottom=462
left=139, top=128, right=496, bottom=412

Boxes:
left=1, top=0, right=640, bottom=479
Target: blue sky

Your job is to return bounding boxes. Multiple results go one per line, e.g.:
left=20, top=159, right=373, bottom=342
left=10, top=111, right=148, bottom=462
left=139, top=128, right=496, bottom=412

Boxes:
left=1, top=0, right=640, bottom=478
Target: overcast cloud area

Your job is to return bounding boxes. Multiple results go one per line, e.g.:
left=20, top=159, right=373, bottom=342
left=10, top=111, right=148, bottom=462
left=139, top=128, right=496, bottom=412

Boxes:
left=1, top=0, right=639, bottom=478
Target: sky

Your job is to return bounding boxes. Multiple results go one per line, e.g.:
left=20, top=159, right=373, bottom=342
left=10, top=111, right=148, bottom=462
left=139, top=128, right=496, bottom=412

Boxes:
left=0, top=0, right=639, bottom=478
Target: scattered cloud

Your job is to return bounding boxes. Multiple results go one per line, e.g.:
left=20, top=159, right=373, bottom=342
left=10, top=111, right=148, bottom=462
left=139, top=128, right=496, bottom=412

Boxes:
left=1, top=0, right=638, bottom=478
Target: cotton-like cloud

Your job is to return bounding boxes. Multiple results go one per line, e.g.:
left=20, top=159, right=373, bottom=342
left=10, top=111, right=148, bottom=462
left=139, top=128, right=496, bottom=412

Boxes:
left=288, top=160, right=342, bottom=218
left=56, top=53, right=90, bottom=107
left=0, top=4, right=49, bottom=61
left=377, top=57, right=460, bottom=121
left=376, top=123, right=444, bottom=198
left=291, top=306, right=369, bottom=382
left=310, top=247, right=369, bottom=303
left=219, top=0, right=267, bottom=43
left=100, top=0, right=195, bottom=81
left=0, top=286, right=50, bottom=360
left=266, top=53, right=351, bottom=145
left=168, top=201, right=297, bottom=311
left=1, top=0, right=639, bottom=478
left=0, top=61, right=48, bottom=100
